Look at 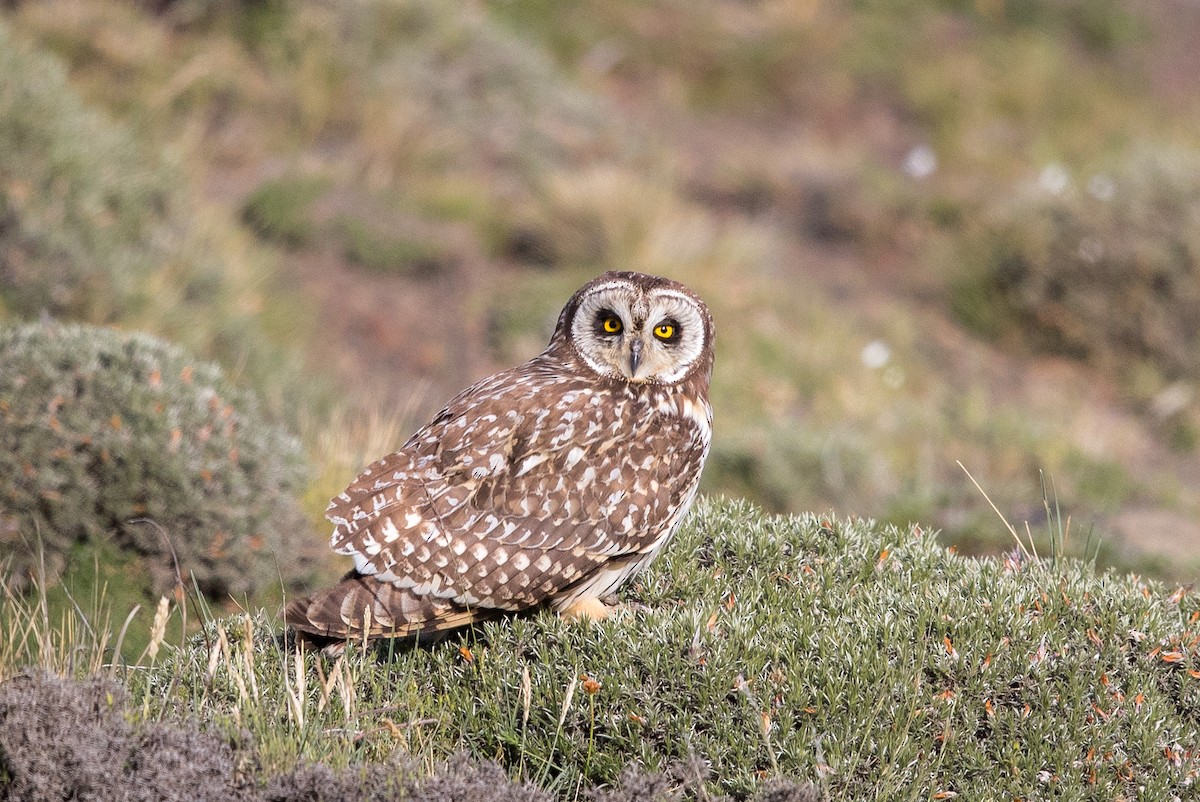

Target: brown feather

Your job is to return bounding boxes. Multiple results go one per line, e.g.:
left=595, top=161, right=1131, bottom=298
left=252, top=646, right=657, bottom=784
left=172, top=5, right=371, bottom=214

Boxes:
left=285, top=570, right=499, bottom=643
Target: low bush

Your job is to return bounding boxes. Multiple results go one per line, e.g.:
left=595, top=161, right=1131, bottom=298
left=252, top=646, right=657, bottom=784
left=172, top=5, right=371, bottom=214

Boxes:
left=0, top=673, right=247, bottom=802
left=951, top=147, right=1200, bottom=386
left=0, top=20, right=171, bottom=324
left=0, top=322, right=314, bottom=598
left=241, top=176, right=329, bottom=249
left=127, top=499, right=1200, bottom=800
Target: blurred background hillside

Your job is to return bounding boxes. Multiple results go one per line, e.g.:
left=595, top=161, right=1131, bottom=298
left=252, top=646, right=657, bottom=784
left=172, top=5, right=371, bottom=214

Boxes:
left=4, top=0, right=1200, bottom=616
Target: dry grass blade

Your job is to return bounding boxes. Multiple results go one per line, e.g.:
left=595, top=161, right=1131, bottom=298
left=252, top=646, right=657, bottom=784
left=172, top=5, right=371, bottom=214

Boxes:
left=958, top=460, right=1035, bottom=560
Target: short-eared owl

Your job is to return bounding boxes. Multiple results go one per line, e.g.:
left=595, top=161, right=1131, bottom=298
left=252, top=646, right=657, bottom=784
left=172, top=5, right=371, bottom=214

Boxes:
left=286, top=271, right=714, bottom=644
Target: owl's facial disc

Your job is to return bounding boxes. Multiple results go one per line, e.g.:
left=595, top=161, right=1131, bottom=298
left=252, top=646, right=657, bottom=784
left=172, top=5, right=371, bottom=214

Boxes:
left=571, top=282, right=707, bottom=384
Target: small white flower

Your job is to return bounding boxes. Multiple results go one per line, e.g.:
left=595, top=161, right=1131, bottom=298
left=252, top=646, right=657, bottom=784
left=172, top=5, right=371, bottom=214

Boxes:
left=1077, top=237, right=1104, bottom=264
left=861, top=340, right=891, bottom=369
left=1039, top=163, right=1070, bottom=194
left=903, top=145, right=937, bottom=179
left=1151, top=382, right=1193, bottom=420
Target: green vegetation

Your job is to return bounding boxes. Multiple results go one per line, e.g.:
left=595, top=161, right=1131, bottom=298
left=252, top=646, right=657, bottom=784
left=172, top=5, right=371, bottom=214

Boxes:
left=6, top=500, right=1200, bottom=799
left=0, top=322, right=316, bottom=600
left=335, top=215, right=451, bottom=276
left=240, top=173, right=456, bottom=275
left=0, top=17, right=304, bottom=407
left=241, top=175, right=329, bottom=249
left=0, top=21, right=170, bottom=325
left=3, top=0, right=1200, bottom=796
left=950, top=147, right=1200, bottom=419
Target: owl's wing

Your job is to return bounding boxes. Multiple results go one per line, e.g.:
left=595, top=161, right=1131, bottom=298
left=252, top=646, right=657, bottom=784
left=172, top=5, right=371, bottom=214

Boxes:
left=322, top=366, right=708, bottom=620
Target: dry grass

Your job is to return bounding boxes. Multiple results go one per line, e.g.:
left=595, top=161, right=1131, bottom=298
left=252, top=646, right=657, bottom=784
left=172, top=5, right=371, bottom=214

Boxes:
left=0, top=558, right=116, bottom=679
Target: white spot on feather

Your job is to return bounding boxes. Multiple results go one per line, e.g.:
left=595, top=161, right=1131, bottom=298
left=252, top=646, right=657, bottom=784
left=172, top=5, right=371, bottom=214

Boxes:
left=380, top=517, right=400, bottom=543
left=516, top=454, right=548, bottom=476
left=564, top=446, right=586, bottom=470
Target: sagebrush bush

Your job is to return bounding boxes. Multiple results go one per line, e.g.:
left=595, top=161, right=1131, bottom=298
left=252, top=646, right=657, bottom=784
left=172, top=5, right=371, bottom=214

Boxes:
left=951, top=147, right=1200, bottom=384
left=0, top=672, right=497, bottom=802
left=0, top=322, right=315, bottom=598
left=0, top=673, right=249, bottom=802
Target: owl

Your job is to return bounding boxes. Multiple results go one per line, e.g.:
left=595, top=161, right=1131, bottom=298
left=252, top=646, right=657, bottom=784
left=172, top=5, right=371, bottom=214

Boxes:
left=285, top=271, right=714, bottom=647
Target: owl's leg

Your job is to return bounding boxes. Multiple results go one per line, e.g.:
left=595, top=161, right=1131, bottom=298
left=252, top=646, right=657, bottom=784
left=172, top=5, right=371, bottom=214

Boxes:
left=603, top=594, right=650, bottom=615
left=558, top=596, right=615, bottom=622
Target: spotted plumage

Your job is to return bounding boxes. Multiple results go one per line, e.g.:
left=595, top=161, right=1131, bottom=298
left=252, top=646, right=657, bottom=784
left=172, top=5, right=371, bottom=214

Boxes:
left=286, top=271, right=714, bottom=645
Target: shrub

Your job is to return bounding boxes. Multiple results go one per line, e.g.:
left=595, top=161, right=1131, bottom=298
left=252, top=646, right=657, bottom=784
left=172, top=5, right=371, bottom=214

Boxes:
left=0, top=20, right=171, bottom=324
left=0, top=673, right=251, bottom=802
left=951, top=147, right=1200, bottom=385
left=0, top=322, right=314, bottom=598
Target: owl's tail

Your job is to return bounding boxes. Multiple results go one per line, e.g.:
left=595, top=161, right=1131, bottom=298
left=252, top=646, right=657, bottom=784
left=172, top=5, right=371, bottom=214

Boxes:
left=284, top=570, right=496, bottom=651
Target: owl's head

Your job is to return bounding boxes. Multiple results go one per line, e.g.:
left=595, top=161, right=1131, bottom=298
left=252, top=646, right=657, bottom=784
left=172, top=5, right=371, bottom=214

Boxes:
left=552, top=271, right=714, bottom=386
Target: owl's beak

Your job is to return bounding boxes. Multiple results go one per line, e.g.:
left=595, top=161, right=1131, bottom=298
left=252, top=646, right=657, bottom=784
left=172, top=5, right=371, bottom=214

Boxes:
left=628, top=338, right=643, bottom=377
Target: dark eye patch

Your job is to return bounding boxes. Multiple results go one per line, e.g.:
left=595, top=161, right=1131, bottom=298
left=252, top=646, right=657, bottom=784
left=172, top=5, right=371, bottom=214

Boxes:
left=594, top=309, right=623, bottom=336
left=652, top=318, right=682, bottom=343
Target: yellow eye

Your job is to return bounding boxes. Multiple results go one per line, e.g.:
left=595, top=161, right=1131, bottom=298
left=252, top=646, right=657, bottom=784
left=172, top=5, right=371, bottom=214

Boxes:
left=653, top=323, right=675, bottom=340
left=602, top=317, right=622, bottom=334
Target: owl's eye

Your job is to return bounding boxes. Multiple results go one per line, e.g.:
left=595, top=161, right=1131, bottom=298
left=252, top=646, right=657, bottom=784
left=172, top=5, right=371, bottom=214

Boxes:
left=653, top=322, right=677, bottom=340
left=601, top=316, right=623, bottom=334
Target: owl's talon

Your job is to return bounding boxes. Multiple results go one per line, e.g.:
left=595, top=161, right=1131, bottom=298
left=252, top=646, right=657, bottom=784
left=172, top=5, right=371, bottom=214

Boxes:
left=559, top=597, right=616, bottom=622
left=599, top=595, right=651, bottom=616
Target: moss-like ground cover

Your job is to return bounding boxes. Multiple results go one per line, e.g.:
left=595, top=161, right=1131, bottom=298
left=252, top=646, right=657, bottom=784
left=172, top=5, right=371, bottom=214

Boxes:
left=7, top=500, right=1194, bottom=799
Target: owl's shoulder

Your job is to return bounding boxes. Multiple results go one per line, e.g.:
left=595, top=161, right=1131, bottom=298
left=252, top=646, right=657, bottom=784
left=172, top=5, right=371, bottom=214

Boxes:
left=326, top=358, right=585, bottom=522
